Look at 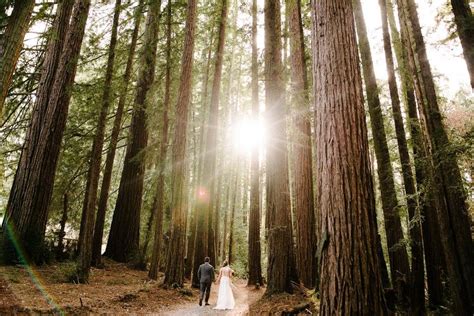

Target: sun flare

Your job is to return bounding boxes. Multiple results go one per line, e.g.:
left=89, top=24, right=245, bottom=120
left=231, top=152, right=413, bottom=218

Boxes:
left=231, top=117, right=266, bottom=154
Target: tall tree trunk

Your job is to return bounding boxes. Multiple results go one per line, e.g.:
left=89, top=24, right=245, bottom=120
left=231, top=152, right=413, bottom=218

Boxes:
left=184, top=108, right=198, bottom=278
left=218, top=1, right=239, bottom=264
left=164, top=0, right=198, bottom=287
left=378, top=0, right=424, bottom=312
left=450, top=0, right=474, bottom=89
left=353, top=0, right=410, bottom=303
left=221, top=183, right=229, bottom=262
left=264, top=0, right=298, bottom=295
left=386, top=1, right=445, bottom=306
left=195, top=0, right=229, bottom=272
left=220, top=143, right=235, bottom=264
left=189, top=24, right=216, bottom=288
left=0, top=0, right=35, bottom=114
left=2, top=0, right=88, bottom=265
left=227, top=160, right=239, bottom=265
left=286, top=0, right=316, bottom=289
left=397, top=0, right=474, bottom=312
left=247, top=0, right=263, bottom=288
left=186, top=208, right=197, bottom=280
left=185, top=108, right=199, bottom=281
left=148, top=1, right=173, bottom=281
left=91, top=0, right=144, bottom=267
left=213, top=168, right=223, bottom=260
left=138, top=199, right=155, bottom=270
left=311, top=0, right=388, bottom=312
left=104, top=0, right=162, bottom=263
left=76, top=0, right=122, bottom=283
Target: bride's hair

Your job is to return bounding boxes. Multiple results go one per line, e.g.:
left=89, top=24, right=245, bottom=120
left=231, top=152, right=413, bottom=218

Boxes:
left=222, top=260, right=229, bottom=267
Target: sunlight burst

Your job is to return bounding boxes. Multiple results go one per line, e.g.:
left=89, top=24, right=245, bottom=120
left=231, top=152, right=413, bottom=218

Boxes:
left=231, top=117, right=266, bottom=154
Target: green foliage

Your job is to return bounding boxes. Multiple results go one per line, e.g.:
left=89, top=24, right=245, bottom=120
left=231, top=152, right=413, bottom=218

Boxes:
left=49, top=261, right=78, bottom=283
left=443, top=88, right=474, bottom=210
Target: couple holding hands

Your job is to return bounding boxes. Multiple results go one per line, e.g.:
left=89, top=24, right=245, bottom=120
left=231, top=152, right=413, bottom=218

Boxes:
left=197, top=257, right=235, bottom=310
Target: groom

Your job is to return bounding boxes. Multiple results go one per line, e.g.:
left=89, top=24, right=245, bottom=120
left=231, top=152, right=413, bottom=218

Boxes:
left=197, top=257, right=215, bottom=306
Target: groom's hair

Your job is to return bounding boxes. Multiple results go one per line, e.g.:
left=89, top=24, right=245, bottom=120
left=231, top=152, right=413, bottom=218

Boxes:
left=204, top=257, right=210, bottom=262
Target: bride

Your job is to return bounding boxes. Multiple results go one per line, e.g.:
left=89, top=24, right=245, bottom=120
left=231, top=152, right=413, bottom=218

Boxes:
left=213, top=260, right=235, bottom=310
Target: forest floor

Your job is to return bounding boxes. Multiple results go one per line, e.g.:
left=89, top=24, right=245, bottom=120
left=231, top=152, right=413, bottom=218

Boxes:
left=0, top=259, right=207, bottom=314
left=0, top=259, right=318, bottom=315
left=0, top=259, right=271, bottom=315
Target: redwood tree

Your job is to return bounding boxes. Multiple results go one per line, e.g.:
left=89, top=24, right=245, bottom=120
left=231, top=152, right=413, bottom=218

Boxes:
left=227, top=155, right=240, bottom=265
left=398, top=0, right=474, bottom=312
left=387, top=1, right=445, bottom=305
left=76, top=0, right=122, bottom=282
left=2, top=0, right=88, bottom=264
left=311, top=0, right=388, bottom=312
left=247, top=0, right=263, bottom=287
left=450, top=0, right=474, bottom=89
left=286, top=0, right=316, bottom=289
left=264, top=0, right=298, bottom=295
left=186, top=26, right=216, bottom=283
left=164, top=0, right=198, bottom=287
left=91, top=0, right=145, bottom=267
left=353, top=0, right=410, bottom=302
left=378, top=0, right=424, bottom=312
left=104, top=0, right=162, bottom=263
left=149, top=0, right=173, bottom=281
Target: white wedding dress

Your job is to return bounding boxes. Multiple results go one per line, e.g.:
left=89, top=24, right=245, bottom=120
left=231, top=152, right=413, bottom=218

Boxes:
left=213, top=267, right=235, bottom=310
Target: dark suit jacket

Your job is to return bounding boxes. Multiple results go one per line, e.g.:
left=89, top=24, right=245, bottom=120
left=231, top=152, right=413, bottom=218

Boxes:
left=197, top=262, right=215, bottom=283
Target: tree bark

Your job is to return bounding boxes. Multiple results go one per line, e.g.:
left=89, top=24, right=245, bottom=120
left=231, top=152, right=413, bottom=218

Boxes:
left=164, top=0, right=198, bottom=287
left=2, top=0, right=87, bottom=265
left=76, top=0, right=122, bottom=283
left=450, top=0, right=474, bottom=89
left=0, top=0, right=35, bottom=114
left=148, top=1, right=172, bottom=281
left=104, top=0, right=162, bottom=263
left=286, top=0, right=316, bottom=289
left=264, top=0, right=298, bottom=295
left=353, top=0, right=410, bottom=303
left=91, top=0, right=144, bottom=267
left=311, top=0, right=388, bottom=313
left=398, top=0, right=474, bottom=312
left=247, top=0, right=263, bottom=288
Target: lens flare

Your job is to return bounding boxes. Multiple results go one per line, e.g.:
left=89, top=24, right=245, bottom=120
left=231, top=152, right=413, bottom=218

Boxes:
left=196, top=187, right=209, bottom=202
left=4, top=222, right=64, bottom=315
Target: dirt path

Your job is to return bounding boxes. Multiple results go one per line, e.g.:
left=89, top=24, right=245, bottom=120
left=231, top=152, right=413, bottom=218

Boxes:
left=164, top=280, right=264, bottom=316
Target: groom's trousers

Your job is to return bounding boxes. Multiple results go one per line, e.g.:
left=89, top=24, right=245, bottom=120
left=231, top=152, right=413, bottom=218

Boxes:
left=199, top=281, right=212, bottom=303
